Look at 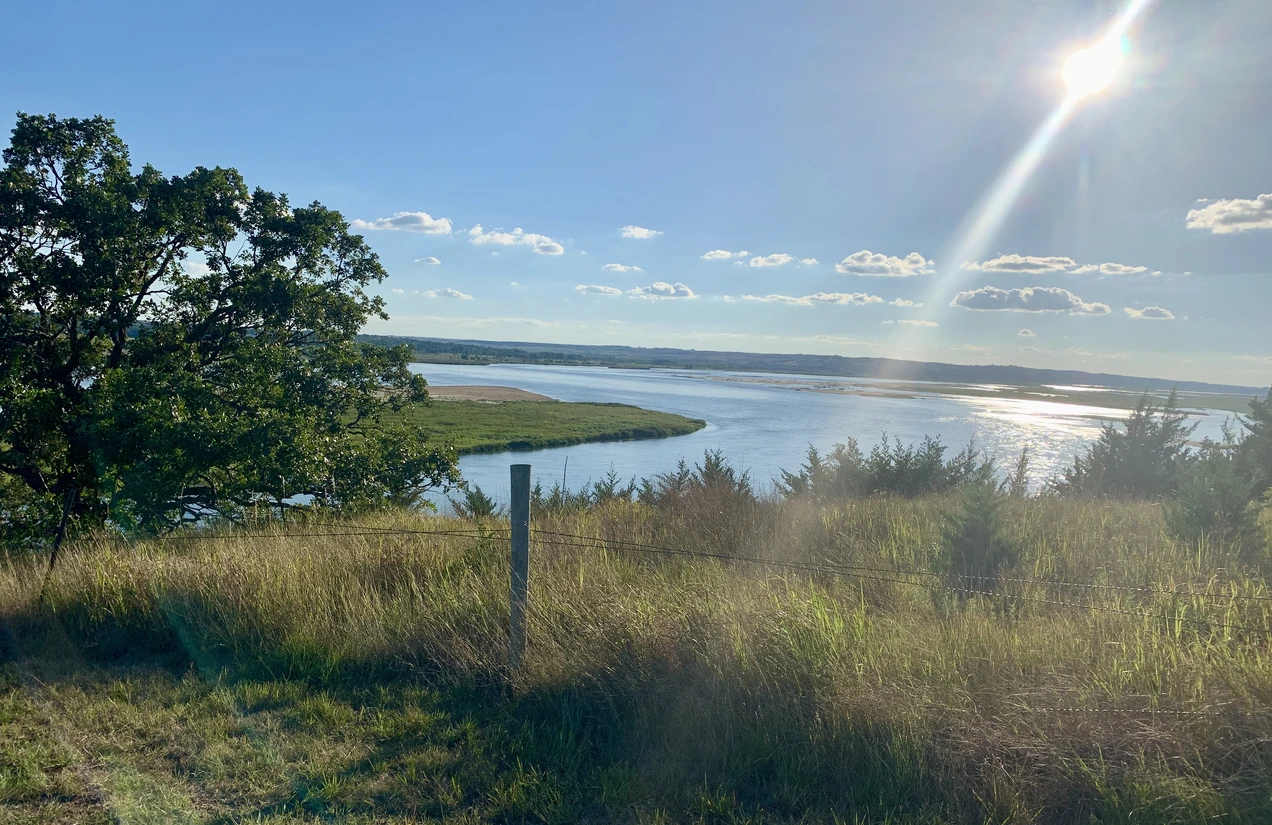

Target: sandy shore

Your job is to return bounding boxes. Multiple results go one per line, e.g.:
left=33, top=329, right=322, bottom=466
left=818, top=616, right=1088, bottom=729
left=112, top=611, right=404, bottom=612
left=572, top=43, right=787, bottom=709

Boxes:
left=428, top=385, right=555, bottom=402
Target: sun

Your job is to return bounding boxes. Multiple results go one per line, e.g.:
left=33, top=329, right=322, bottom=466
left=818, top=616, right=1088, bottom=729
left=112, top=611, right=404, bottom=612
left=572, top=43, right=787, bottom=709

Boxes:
left=1062, top=36, right=1124, bottom=99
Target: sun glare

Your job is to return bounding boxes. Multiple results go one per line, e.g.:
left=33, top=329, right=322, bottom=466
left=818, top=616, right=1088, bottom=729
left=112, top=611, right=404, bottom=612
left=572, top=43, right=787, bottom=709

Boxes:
left=1062, top=36, right=1124, bottom=99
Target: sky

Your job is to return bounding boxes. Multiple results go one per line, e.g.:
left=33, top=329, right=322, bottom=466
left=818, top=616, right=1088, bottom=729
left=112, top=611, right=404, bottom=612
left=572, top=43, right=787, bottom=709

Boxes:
left=3, top=0, right=1271, bottom=386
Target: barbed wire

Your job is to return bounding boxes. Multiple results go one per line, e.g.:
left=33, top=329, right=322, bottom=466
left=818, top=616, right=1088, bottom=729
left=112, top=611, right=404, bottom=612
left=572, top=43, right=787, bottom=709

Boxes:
left=528, top=531, right=1272, bottom=636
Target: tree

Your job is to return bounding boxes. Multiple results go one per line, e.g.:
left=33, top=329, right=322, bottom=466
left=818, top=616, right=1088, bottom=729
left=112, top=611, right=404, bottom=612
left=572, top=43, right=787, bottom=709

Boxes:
left=1049, top=389, right=1195, bottom=499
left=1237, top=386, right=1272, bottom=499
left=0, top=113, right=458, bottom=537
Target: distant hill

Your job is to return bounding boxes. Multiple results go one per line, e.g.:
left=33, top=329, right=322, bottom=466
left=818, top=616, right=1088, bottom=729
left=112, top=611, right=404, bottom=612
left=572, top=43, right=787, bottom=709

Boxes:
left=358, top=334, right=1267, bottom=396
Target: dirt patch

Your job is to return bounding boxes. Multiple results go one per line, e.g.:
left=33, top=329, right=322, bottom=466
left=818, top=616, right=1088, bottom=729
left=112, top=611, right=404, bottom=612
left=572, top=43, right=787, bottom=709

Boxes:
left=427, top=385, right=555, bottom=402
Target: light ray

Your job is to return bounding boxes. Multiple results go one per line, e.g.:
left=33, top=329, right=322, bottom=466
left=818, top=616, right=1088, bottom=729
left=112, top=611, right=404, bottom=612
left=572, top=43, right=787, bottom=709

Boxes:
left=905, top=0, right=1157, bottom=340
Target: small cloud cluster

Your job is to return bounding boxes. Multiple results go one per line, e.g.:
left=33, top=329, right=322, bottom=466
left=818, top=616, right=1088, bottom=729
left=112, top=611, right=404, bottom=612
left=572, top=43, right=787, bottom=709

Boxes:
left=1186, top=193, right=1272, bottom=234
left=951, top=286, right=1110, bottom=315
left=468, top=224, right=564, bottom=255
left=883, top=319, right=938, bottom=327
left=798, top=258, right=819, bottom=266
left=1074, top=262, right=1148, bottom=275
left=963, top=254, right=1074, bottom=274
left=963, top=254, right=1148, bottom=276
left=620, top=225, right=662, bottom=239
left=1124, top=305, right=1175, bottom=320
left=629, top=281, right=696, bottom=299
left=951, top=344, right=992, bottom=352
left=836, top=250, right=934, bottom=277
left=352, top=211, right=452, bottom=234
left=1018, top=328, right=1035, bottom=337
left=575, top=284, right=623, bottom=296
left=701, top=249, right=749, bottom=260
left=749, top=253, right=795, bottom=268
left=742, top=292, right=883, bottom=306
left=421, top=288, right=473, bottom=300
left=414, top=256, right=442, bottom=265
left=889, top=298, right=922, bottom=307
left=602, top=263, right=643, bottom=273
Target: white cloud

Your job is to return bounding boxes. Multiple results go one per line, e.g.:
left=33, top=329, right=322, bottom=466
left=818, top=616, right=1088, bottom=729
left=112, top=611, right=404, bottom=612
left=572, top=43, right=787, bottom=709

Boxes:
left=391, top=288, right=405, bottom=294
left=950, top=286, right=1110, bottom=315
left=749, top=253, right=795, bottom=268
left=835, top=250, right=934, bottom=277
left=962, top=254, right=1075, bottom=274
left=620, top=225, right=662, bottom=239
left=883, top=319, right=938, bottom=327
left=628, top=281, right=696, bottom=299
left=575, top=284, right=623, bottom=296
left=798, top=258, right=819, bottom=266
left=468, top=224, right=564, bottom=255
left=1018, top=328, right=1035, bottom=337
left=701, top=249, right=748, bottom=260
left=952, top=344, right=992, bottom=352
left=1186, top=194, right=1272, bottom=233
left=601, top=263, right=643, bottom=272
left=1123, top=305, right=1175, bottom=320
left=1019, top=346, right=1040, bottom=353
left=181, top=260, right=211, bottom=278
left=743, top=292, right=883, bottom=306
left=414, top=256, right=442, bottom=266
left=352, top=211, right=452, bottom=234
left=416, top=288, right=473, bottom=300
left=1068, top=348, right=1128, bottom=360
left=889, top=298, right=918, bottom=307
left=1072, top=262, right=1148, bottom=275
left=1236, top=355, right=1272, bottom=364
left=796, top=334, right=876, bottom=348
left=393, top=315, right=557, bottom=328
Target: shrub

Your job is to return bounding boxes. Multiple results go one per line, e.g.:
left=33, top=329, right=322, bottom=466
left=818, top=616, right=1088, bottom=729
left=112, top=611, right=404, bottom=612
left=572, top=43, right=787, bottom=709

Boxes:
left=1050, top=389, right=1195, bottom=499
left=936, top=480, right=1020, bottom=594
left=449, top=484, right=502, bottom=519
left=778, top=436, right=995, bottom=500
left=1166, top=437, right=1260, bottom=559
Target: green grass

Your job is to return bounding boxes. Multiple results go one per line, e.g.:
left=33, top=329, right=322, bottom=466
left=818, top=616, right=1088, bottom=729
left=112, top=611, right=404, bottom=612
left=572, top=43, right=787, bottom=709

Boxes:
left=2, top=497, right=1271, bottom=823
left=392, top=399, right=706, bottom=454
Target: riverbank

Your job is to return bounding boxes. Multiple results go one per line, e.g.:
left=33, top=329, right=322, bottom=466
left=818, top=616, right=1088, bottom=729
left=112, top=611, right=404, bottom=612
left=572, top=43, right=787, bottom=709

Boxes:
left=393, top=397, right=706, bottom=454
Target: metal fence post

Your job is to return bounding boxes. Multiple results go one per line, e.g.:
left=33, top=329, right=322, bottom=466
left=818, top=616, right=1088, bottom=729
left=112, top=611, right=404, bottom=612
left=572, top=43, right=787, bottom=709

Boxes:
left=509, top=463, right=531, bottom=673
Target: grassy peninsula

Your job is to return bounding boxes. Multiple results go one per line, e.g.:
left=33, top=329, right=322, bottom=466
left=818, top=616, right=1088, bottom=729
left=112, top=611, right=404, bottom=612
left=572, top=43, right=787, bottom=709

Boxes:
left=4, top=495, right=1271, bottom=824
left=393, top=397, right=706, bottom=454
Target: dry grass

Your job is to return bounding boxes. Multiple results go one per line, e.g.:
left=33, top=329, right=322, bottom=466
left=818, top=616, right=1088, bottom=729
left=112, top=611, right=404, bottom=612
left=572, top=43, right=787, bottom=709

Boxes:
left=2, top=496, right=1271, bottom=823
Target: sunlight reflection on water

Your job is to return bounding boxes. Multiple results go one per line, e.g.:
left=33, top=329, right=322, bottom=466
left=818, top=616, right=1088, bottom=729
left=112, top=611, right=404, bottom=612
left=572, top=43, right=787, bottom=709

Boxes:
left=411, top=363, right=1228, bottom=504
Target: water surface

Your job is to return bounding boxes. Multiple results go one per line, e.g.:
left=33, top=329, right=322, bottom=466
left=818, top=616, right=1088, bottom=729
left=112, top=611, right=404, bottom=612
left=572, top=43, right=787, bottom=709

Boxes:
left=411, top=363, right=1231, bottom=504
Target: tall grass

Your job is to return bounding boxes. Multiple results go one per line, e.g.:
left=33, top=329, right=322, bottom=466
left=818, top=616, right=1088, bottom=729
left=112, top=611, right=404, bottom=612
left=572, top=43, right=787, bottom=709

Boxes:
left=4, top=495, right=1272, bottom=823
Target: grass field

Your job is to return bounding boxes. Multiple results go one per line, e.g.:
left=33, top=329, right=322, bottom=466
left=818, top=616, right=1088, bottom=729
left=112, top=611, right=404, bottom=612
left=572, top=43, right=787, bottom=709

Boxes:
left=392, top=399, right=706, bottom=454
left=3, top=496, right=1271, bottom=823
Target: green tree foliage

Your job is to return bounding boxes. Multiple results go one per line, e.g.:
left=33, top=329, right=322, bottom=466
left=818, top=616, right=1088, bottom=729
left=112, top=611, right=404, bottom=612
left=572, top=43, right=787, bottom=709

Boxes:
left=777, top=436, right=995, bottom=500
left=1049, top=389, right=1195, bottom=499
left=0, top=113, right=458, bottom=537
left=1236, top=386, right=1272, bottom=499
left=936, top=480, right=1020, bottom=594
left=1165, top=431, right=1259, bottom=555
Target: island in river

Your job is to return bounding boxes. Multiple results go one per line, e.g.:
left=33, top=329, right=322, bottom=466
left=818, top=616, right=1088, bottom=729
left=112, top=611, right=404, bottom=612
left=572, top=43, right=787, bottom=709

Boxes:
left=392, top=387, right=706, bottom=454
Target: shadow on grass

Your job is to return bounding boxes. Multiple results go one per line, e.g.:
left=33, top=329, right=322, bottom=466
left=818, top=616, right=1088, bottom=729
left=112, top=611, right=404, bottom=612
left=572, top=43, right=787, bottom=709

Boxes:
left=3, top=598, right=1266, bottom=825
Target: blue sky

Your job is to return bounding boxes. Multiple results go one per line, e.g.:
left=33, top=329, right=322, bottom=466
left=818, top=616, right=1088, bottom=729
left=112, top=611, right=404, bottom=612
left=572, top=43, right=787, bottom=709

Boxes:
left=4, top=0, right=1271, bottom=385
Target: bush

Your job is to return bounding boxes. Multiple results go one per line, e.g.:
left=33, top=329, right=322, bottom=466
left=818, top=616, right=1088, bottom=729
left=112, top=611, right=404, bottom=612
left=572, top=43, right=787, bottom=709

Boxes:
left=449, top=484, right=502, bottom=518
left=936, top=481, right=1020, bottom=594
left=778, top=436, right=995, bottom=500
left=1050, top=389, right=1195, bottom=499
left=1166, top=438, right=1260, bottom=559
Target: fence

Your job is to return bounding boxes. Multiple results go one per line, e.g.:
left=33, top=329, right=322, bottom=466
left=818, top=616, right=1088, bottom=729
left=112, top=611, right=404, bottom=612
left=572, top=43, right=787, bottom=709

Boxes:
left=56, top=462, right=1272, bottom=700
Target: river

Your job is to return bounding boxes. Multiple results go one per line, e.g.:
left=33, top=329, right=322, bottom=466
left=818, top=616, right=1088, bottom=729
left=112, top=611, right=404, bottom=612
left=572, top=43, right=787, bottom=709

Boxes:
left=410, top=363, right=1232, bottom=504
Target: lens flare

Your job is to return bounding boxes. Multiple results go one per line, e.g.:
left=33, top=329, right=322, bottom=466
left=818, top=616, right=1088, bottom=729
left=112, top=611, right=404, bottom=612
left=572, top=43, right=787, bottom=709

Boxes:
left=1062, top=37, right=1123, bottom=99
left=904, top=0, right=1157, bottom=337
